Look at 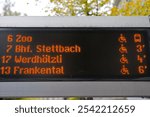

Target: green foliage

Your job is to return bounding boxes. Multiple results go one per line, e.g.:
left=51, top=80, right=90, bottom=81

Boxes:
left=49, top=0, right=110, bottom=16
left=111, top=0, right=150, bottom=16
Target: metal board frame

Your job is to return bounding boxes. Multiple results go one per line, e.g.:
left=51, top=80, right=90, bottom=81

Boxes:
left=0, top=16, right=150, bottom=97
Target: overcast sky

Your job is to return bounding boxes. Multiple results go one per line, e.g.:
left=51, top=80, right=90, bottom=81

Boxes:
left=0, top=0, right=51, bottom=16
left=0, top=0, right=114, bottom=16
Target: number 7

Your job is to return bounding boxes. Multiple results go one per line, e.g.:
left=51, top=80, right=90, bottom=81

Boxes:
left=6, top=45, right=12, bottom=53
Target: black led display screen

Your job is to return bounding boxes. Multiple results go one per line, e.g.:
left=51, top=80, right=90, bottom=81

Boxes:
left=0, top=28, right=149, bottom=81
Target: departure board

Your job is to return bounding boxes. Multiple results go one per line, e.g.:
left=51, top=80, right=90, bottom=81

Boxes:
left=0, top=28, right=149, bottom=81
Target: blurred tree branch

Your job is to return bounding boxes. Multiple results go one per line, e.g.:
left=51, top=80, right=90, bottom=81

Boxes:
left=110, top=0, right=150, bottom=16
left=2, top=0, right=21, bottom=16
left=49, top=0, right=110, bottom=16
